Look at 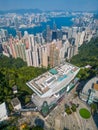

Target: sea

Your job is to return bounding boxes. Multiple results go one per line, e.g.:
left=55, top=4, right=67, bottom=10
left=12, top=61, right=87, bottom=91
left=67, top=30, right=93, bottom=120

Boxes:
left=1, top=17, right=73, bottom=36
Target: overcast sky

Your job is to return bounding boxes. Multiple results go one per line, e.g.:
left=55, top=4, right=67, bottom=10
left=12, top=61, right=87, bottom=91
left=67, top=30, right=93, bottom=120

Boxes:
left=0, top=0, right=98, bottom=11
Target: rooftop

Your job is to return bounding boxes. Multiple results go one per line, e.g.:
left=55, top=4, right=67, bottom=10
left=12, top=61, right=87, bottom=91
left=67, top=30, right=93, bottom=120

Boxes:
left=11, top=97, right=21, bottom=107
left=12, top=85, right=17, bottom=91
left=82, top=77, right=98, bottom=99
left=27, top=62, right=80, bottom=98
left=49, top=68, right=58, bottom=75
left=0, top=102, right=8, bottom=122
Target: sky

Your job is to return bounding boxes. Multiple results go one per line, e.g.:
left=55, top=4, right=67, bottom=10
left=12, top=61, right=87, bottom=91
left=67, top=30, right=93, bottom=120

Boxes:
left=0, top=0, right=98, bottom=11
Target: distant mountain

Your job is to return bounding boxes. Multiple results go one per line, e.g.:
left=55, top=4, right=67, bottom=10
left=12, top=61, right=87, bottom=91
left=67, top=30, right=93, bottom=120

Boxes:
left=0, top=9, right=43, bottom=14
left=0, top=9, right=97, bottom=15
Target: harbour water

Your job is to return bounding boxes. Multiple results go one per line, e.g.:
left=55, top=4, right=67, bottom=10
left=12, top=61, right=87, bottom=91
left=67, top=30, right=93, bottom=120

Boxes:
left=1, top=17, right=73, bottom=36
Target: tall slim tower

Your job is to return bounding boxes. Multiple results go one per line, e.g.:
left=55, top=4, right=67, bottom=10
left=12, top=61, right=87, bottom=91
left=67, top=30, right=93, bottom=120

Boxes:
left=49, top=42, right=60, bottom=67
left=41, top=45, right=48, bottom=68
left=13, top=41, right=26, bottom=61
left=25, top=49, right=33, bottom=66
left=46, top=25, right=52, bottom=42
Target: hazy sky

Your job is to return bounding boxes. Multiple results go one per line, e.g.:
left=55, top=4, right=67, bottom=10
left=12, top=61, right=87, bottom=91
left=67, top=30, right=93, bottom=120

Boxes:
left=0, top=0, right=98, bottom=11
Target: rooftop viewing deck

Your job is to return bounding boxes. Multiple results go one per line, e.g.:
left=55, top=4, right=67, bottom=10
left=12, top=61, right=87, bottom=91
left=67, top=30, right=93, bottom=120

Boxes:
left=26, top=62, right=80, bottom=98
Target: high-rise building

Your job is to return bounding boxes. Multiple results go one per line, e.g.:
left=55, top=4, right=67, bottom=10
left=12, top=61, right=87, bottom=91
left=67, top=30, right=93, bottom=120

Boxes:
left=59, top=40, right=70, bottom=62
left=16, top=31, right=22, bottom=40
left=72, top=27, right=78, bottom=38
left=28, top=35, right=35, bottom=50
left=35, top=33, right=45, bottom=45
left=23, top=34, right=42, bottom=67
left=67, top=46, right=74, bottom=60
left=25, top=49, right=33, bottom=66
left=79, top=31, right=85, bottom=46
left=13, top=41, right=26, bottom=61
left=2, top=42, right=10, bottom=57
left=84, top=27, right=93, bottom=42
left=49, top=42, right=60, bottom=67
left=0, top=29, right=8, bottom=42
left=46, top=25, right=52, bottom=42
left=9, top=38, right=17, bottom=58
left=52, top=31, right=57, bottom=40
left=57, top=29, right=62, bottom=40
left=68, top=28, right=73, bottom=39
left=32, top=49, right=39, bottom=67
left=41, top=45, right=48, bottom=67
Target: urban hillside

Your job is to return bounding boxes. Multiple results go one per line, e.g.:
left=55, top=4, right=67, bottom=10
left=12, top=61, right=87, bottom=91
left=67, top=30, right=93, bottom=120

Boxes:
left=0, top=37, right=98, bottom=109
left=71, top=37, right=98, bottom=80
left=0, top=56, right=47, bottom=110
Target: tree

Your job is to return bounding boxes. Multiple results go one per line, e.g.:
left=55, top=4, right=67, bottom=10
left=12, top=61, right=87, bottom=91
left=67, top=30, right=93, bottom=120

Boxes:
left=0, top=56, right=47, bottom=106
left=90, top=103, right=97, bottom=115
left=71, top=37, right=98, bottom=69
left=32, top=126, right=44, bottom=130
left=77, top=68, right=90, bottom=80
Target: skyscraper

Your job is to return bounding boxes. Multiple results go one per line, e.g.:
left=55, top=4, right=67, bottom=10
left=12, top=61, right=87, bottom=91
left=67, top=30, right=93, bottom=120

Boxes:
left=49, top=42, right=60, bottom=67
left=13, top=41, right=26, bottom=61
left=46, top=25, right=52, bottom=42
left=16, top=31, right=22, bottom=40
left=41, top=45, right=48, bottom=67
left=25, top=49, right=33, bottom=66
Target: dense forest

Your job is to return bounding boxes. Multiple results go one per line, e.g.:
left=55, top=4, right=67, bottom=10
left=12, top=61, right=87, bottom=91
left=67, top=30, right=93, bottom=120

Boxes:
left=71, top=37, right=98, bottom=80
left=0, top=56, right=47, bottom=109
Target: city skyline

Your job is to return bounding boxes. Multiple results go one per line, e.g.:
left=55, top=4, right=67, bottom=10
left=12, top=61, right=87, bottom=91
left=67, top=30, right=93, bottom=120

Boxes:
left=0, top=0, right=98, bottom=11
left=0, top=0, right=98, bottom=128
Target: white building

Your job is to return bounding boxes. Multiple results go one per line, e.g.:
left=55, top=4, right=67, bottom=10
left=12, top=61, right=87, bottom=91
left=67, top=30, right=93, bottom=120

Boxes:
left=12, top=85, right=18, bottom=94
left=0, top=102, right=8, bottom=122
left=79, top=31, right=85, bottom=46
left=80, top=77, right=98, bottom=104
left=26, top=62, right=80, bottom=110
left=59, top=40, right=70, bottom=62
left=11, top=98, right=22, bottom=110
left=25, top=49, right=33, bottom=66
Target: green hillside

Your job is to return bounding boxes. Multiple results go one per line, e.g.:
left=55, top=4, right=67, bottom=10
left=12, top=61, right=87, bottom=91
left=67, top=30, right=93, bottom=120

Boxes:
left=71, top=37, right=98, bottom=80
left=0, top=55, right=47, bottom=108
left=71, top=37, right=98, bottom=67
